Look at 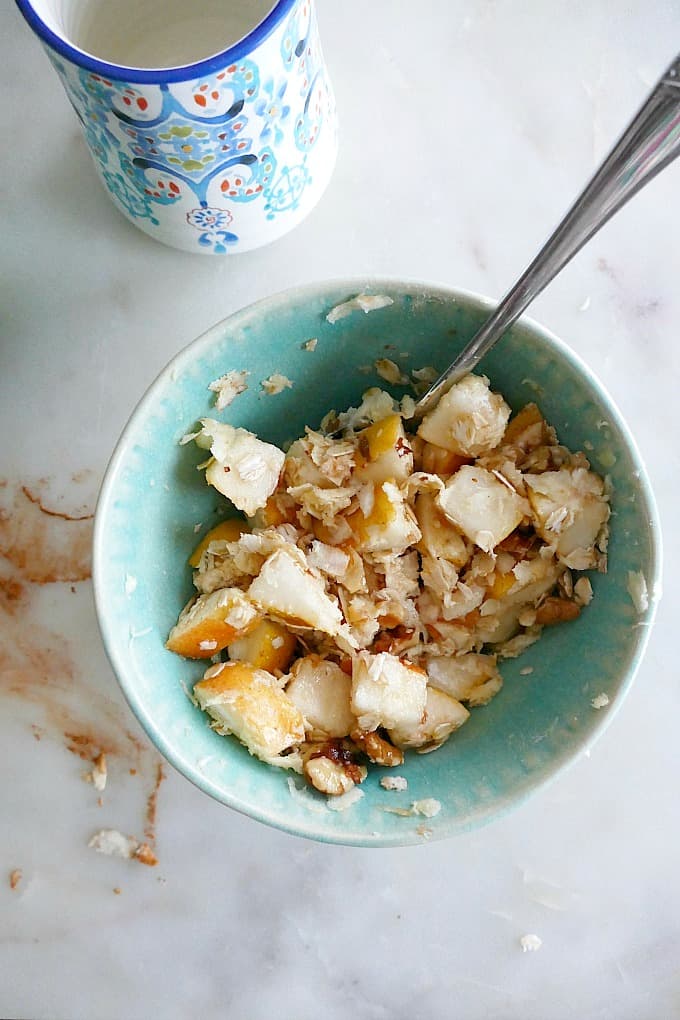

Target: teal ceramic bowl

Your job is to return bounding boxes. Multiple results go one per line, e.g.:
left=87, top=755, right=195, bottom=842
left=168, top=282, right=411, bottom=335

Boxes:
left=93, top=280, right=662, bottom=846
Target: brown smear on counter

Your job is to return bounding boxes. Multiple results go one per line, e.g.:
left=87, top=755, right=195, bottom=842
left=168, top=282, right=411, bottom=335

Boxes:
left=0, top=478, right=165, bottom=863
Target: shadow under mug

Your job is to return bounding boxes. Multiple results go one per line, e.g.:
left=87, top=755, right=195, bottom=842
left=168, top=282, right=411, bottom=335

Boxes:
left=15, top=0, right=338, bottom=254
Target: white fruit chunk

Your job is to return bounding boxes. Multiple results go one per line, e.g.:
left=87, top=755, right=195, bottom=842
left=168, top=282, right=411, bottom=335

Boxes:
left=437, top=465, right=525, bottom=552
left=354, top=414, right=413, bottom=485
left=388, top=686, right=469, bottom=749
left=351, top=651, right=427, bottom=733
left=166, top=587, right=260, bottom=659
left=524, top=468, right=609, bottom=565
left=348, top=481, right=421, bottom=554
left=415, top=492, right=469, bottom=568
left=247, top=548, right=345, bottom=637
left=418, top=374, right=511, bottom=455
left=194, top=662, right=305, bottom=767
left=425, top=653, right=503, bottom=706
left=197, top=419, right=284, bottom=517
left=286, top=656, right=355, bottom=738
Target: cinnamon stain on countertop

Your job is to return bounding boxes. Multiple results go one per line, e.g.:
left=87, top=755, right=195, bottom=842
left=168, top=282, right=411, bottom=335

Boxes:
left=0, top=478, right=165, bottom=860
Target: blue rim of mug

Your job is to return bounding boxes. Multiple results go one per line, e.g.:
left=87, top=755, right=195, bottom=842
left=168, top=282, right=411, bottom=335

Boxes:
left=14, top=0, right=298, bottom=83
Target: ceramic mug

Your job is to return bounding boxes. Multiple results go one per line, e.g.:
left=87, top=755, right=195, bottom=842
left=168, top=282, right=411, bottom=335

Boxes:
left=15, top=0, right=338, bottom=253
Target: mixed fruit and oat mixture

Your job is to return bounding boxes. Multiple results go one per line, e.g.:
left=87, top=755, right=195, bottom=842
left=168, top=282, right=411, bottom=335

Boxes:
left=167, top=373, right=609, bottom=797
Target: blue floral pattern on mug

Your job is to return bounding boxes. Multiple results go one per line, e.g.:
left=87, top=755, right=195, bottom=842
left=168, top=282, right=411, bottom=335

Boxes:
left=40, top=0, right=337, bottom=253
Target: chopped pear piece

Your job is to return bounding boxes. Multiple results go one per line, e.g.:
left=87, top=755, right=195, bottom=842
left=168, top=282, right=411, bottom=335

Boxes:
left=348, top=481, right=421, bottom=554
left=197, top=419, right=284, bottom=516
left=247, top=549, right=345, bottom=636
left=188, top=518, right=249, bottom=568
left=351, top=651, right=427, bottom=733
left=525, top=467, right=609, bottom=564
left=286, top=656, right=355, bottom=738
left=418, top=374, right=511, bottom=455
left=194, top=661, right=305, bottom=766
left=354, top=414, right=413, bottom=485
left=228, top=619, right=297, bottom=673
left=425, top=652, right=503, bottom=706
left=415, top=492, right=469, bottom=568
left=166, top=587, right=260, bottom=659
left=437, top=465, right=525, bottom=552
left=388, top=686, right=469, bottom=749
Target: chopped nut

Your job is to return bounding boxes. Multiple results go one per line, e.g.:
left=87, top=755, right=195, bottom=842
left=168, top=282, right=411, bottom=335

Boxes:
left=303, top=739, right=366, bottom=795
left=350, top=728, right=404, bottom=766
left=535, top=597, right=581, bottom=626
left=9, top=869, right=22, bottom=890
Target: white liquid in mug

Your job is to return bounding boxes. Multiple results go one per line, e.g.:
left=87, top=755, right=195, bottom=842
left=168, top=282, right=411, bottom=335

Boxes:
left=68, top=0, right=277, bottom=69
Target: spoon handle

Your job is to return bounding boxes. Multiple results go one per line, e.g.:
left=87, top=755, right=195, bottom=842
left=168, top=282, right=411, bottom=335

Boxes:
left=415, top=53, right=680, bottom=417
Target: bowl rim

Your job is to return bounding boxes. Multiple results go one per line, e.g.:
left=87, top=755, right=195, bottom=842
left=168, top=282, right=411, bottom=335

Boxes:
left=93, top=277, right=663, bottom=846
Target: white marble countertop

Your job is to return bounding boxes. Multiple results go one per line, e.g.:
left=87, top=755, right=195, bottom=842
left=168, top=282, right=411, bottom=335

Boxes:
left=2, top=2, right=679, bottom=1016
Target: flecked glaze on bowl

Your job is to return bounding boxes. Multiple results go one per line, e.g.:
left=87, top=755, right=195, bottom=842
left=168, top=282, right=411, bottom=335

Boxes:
left=93, top=280, right=662, bottom=846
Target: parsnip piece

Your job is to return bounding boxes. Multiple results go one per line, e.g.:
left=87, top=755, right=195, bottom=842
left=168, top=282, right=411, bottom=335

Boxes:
left=247, top=549, right=345, bottom=636
left=166, top=588, right=260, bottom=659
left=388, top=686, right=469, bottom=749
left=286, top=656, right=355, bottom=738
left=194, top=662, right=305, bottom=766
left=197, top=419, right=284, bottom=516
left=351, top=651, right=427, bottom=733
left=437, top=466, right=525, bottom=552
left=228, top=619, right=297, bottom=673
left=418, top=374, right=511, bottom=455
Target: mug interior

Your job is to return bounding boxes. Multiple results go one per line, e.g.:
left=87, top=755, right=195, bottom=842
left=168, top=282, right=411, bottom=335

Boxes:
left=22, top=0, right=280, bottom=70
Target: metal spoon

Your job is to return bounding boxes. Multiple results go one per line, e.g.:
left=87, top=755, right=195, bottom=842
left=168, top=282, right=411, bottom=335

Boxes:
left=413, top=52, right=680, bottom=419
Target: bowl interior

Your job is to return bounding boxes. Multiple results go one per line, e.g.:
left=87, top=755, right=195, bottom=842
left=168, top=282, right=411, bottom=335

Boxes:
left=94, top=280, right=661, bottom=846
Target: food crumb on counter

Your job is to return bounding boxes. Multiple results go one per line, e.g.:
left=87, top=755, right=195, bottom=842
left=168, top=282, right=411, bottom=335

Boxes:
left=520, top=933, right=543, bottom=953
left=9, top=869, right=22, bottom=890
left=380, top=775, right=408, bottom=792
left=261, top=373, right=294, bottom=395
left=113, top=887, right=121, bottom=895
left=208, top=370, right=249, bottom=410
left=88, top=829, right=158, bottom=866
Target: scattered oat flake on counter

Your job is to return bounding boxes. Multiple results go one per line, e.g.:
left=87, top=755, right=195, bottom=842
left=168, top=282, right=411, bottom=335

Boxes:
left=302, top=338, right=318, bottom=352
left=208, top=370, right=249, bottom=410
left=375, top=358, right=410, bottom=385
left=520, top=934, right=543, bottom=953
left=9, top=869, right=22, bottom=890
left=326, top=293, right=394, bottom=324
left=124, top=574, right=137, bottom=596
left=591, top=692, right=610, bottom=710
left=88, top=752, right=107, bottom=792
left=380, top=775, right=408, bottom=792
left=88, top=829, right=158, bottom=866
left=627, top=570, right=649, bottom=614
left=261, top=373, right=294, bottom=395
